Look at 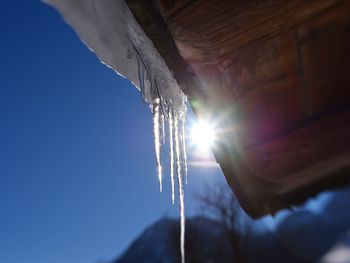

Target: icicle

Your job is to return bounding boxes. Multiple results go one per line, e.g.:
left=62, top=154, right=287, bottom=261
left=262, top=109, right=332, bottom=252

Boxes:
left=168, top=110, right=175, bottom=204
left=174, top=114, right=185, bottom=263
left=152, top=98, right=163, bottom=192
left=180, top=113, right=188, bottom=184
left=48, top=0, right=190, bottom=260
left=178, top=177, right=185, bottom=263
left=134, top=24, right=188, bottom=263
left=136, top=50, right=146, bottom=100
left=161, top=111, right=165, bottom=144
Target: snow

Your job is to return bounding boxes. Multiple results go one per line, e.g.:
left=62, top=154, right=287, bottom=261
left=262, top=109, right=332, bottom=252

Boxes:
left=45, top=0, right=185, bottom=109
left=45, top=0, right=188, bottom=261
left=319, top=229, right=350, bottom=263
left=116, top=217, right=237, bottom=263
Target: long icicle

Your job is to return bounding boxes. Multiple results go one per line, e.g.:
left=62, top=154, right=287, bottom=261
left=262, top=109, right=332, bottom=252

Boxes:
left=169, top=110, right=175, bottom=204
left=174, top=114, right=185, bottom=263
left=180, top=113, right=188, bottom=184
left=152, top=98, right=162, bottom=192
left=133, top=26, right=187, bottom=262
left=161, top=107, right=165, bottom=144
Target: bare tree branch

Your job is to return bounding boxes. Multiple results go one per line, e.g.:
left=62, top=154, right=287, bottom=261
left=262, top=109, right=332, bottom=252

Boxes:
left=194, top=182, right=253, bottom=263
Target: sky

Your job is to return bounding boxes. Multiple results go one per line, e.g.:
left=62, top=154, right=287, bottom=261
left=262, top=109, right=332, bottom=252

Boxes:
left=0, top=1, right=224, bottom=262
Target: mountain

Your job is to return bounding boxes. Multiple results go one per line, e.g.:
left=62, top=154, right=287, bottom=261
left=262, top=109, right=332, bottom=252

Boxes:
left=115, top=217, right=236, bottom=263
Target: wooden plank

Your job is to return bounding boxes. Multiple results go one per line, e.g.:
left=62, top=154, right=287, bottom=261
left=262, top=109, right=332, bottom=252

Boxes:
left=230, top=77, right=304, bottom=149
left=297, top=3, right=350, bottom=117
left=244, top=110, right=350, bottom=181
left=157, top=0, right=198, bottom=19
left=163, top=0, right=340, bottom=62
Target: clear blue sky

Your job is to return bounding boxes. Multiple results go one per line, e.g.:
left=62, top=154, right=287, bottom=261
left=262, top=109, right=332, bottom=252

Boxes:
left=0, top=1, right=224, bottom=262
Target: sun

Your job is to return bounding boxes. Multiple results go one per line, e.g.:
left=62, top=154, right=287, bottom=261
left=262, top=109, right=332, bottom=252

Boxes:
left=190, top=120, right=216, bottom=153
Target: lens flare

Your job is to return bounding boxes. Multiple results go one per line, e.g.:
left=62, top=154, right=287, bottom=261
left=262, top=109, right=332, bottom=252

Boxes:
left=190, top=120, right=215, bottom=153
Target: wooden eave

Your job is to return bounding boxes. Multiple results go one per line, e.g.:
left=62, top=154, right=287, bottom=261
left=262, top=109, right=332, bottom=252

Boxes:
left=127, top=0, right=350, bottom=217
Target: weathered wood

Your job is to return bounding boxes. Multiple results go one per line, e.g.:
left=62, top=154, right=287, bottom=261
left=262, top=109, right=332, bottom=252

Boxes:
left=297, top=4, right=350, bottom=117
left=126, top=0, right=203, bottom=101
left=160, top=0, right=339, bottom=62
left=128, top=0, right=350, bottom=217
left=245, top=110, right=350, bottom=181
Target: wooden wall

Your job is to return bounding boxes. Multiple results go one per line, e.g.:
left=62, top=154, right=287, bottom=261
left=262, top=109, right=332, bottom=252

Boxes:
left=129, top=0, right=350, bottom=216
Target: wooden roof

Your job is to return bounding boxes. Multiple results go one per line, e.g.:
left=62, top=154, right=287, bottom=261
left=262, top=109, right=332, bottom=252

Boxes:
left=127, top=0, right=350, bottom=217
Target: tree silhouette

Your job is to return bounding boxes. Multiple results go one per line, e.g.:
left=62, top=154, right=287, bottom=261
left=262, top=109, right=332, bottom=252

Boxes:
left=195, top=182, right=253, bottom=263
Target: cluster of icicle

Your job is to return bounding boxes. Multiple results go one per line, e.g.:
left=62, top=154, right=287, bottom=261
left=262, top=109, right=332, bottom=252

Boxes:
left=150, top=98, right=188, bottom=263
left=134, top=33, right=188, bottom=263
left=133, top=31, right=187, bottom=263
left=45, top=0, right=189, bottom=261
left=133, top=17, right=188, bottom=263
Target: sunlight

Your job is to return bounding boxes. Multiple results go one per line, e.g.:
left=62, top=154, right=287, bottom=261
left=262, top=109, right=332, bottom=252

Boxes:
left=190, top=120, right=216, bottom=153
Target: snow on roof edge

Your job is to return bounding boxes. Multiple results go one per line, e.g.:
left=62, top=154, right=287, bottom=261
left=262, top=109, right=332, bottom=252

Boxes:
left=45, top=0, right=186, bottom=110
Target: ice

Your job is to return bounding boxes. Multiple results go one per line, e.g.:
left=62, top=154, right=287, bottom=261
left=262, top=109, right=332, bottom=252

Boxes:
left=181, top=113, right=188, bottom=184
left=152, top=98, right=163, bottom=192
left=161, top=110, right=165, bottom=145
left=174, top=113, right=186, bottom=263
left=46, top=0, right=188, bottom=261
left=168, top=110, right=176, bottom=204
left=45, top=0, right=185, bottom=109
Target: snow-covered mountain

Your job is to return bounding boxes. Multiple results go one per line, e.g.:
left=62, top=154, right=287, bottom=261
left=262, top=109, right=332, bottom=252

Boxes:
left=114, top=217, right=236, bottom=263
